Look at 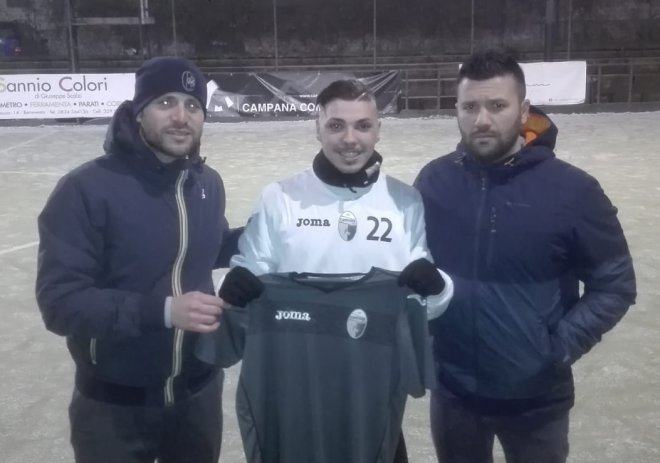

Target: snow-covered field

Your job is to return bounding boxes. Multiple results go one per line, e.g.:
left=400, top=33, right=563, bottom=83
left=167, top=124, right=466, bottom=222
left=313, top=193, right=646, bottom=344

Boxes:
left=1, top=112, right=658, bottom=462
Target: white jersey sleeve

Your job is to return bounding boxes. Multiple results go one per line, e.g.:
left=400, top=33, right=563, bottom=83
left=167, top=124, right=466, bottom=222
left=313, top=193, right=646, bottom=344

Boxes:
left=230, top=182, right=283, bottom=276
left=426, top=268, right=454, bottom=320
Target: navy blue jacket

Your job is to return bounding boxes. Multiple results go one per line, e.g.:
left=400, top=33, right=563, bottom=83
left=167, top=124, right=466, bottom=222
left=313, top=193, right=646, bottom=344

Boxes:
left=414, top=107, right=636, bottom=410
left=36, top=101, right=240, bottom=395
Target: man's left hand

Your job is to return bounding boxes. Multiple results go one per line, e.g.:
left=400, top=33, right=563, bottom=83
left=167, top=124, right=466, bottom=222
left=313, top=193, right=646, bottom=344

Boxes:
left=398, top=258, right=445, bottom=297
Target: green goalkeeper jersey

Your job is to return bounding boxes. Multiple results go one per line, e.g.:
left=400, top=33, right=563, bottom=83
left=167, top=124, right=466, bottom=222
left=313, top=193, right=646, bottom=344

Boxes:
left=197, top=267, right=433, bottom=463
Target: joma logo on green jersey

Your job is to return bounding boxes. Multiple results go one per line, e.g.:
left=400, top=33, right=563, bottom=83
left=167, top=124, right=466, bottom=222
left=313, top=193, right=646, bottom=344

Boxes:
left=275, top=310, right=311, bottom=321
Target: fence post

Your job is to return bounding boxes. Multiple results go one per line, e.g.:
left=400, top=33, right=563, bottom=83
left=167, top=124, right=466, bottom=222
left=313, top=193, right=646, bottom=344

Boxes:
left=404, top=69, right=409, bottom=111
left=628, top=61, right=634, bottom=103
left=170, top=0, right=178, bottom=56
left=437, top=67, right=442, bottom=111
left=65, top=0, right=79, bottom=72
left=596, top=64, right=602, bottom=104
left=373, top=0, right=377, bottom=69
left=273, top=0, right=279, bottom=69
left=470, top=0, right=475, bottom=53
left=567, top=0, right=572, bottom=59
left=544, top=0, right=556, bottom=61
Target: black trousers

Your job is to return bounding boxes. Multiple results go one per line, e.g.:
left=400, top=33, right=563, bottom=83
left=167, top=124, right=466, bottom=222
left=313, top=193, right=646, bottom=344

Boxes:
left=430, top=386, right=570, bottom=463
left=69, top=372, right=223, bottom=463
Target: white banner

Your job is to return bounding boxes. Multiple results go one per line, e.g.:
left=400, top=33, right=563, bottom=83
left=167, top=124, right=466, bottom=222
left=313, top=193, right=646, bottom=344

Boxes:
left=0, top=73, right=220, bottom=120
left=521, top=61, right=586, bottom=105
left=0, top=62, right=586, bottom=120
left=0, top=73, right=135, bottom=119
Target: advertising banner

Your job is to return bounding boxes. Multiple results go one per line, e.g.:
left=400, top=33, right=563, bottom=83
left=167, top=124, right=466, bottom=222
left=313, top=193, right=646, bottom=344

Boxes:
left=521, top=61, right=587, bottom=105
left=206, top=71, right=401, bottom=120
left=0, top=62, right=584, bottom=120
left=0, top=73, right=135, bottom=119
left=0, top=70, right=400, bottom=120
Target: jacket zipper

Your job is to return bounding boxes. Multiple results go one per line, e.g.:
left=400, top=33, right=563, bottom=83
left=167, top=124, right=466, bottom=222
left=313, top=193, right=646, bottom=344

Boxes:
left=164, top=170, right=189, bottom=406
left=471, top=172, right=488, bottom=403
left=90, top=338, right=97, bottom=365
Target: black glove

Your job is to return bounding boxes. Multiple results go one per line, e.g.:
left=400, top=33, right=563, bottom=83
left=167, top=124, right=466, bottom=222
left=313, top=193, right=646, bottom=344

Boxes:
left=397, top=258, right=445, bottom=297
left=218, top=266, right=264, bottom=308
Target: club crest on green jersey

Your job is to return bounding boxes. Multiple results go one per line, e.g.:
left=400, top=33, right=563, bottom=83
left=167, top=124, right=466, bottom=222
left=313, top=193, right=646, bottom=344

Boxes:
left=347, top=308, right=368, bottom=339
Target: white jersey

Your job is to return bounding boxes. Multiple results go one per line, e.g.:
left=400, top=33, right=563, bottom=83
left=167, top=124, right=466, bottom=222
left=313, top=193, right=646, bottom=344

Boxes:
left=231, top=167, right=453, bottom=318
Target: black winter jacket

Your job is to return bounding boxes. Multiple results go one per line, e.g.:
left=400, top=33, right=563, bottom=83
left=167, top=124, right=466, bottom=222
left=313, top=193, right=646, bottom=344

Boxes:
left=36, top=101, right=240, bottom=402
left=414, top=107, right=636, bottom=412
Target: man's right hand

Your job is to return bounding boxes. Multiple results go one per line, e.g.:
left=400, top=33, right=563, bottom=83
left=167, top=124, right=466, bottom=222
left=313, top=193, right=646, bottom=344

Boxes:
left=170, top=291, right=225, bottom=333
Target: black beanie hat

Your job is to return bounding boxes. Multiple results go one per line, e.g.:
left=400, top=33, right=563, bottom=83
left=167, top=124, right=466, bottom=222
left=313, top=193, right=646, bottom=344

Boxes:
left=132, top=56, right=207, bottom=117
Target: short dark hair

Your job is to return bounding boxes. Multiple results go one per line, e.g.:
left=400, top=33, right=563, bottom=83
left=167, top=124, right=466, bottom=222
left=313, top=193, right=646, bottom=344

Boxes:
left=458, top=50, right=526, bottom=100
left=316, top=79, right=375, bottom=108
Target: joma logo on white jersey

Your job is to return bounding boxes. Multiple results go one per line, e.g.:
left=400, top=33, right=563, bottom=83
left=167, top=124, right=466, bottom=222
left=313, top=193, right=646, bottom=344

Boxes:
left=275, top=310, right=311, bottom=321
left=296, top=218, right=331, bottom=227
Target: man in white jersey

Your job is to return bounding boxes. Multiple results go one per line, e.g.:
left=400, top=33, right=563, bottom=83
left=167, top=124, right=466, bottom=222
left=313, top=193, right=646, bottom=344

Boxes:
left=220, top=79, right=454, bottom=463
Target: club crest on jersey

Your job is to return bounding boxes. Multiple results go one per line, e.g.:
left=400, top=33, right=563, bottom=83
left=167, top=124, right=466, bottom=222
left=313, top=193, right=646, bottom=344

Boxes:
left=275, top=310, right=311, bottom=321
left=338, top=211, right=357, bottom=241
left=346, top=308, right=368, bottom=339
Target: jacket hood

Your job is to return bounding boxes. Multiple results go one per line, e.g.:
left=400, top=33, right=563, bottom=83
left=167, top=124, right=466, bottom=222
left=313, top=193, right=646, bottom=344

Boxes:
left=522, top=105, right=557, bottom=150
left=102, top=101, right=202, bottom=184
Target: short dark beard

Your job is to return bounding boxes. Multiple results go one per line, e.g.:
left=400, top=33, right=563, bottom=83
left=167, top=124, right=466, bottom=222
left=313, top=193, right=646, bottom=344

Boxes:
left=465, top=133, right=523, bottom=165
left=139, top=128, right=199, bottom=164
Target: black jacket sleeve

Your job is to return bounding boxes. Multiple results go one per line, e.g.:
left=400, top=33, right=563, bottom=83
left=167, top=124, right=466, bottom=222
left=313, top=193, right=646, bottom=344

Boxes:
left=35, top=174, right=164, bottom=339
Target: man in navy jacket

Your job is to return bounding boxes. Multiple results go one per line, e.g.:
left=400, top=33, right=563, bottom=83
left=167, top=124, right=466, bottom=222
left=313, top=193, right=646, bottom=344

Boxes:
left=36, top=57, right=240, bottom=463
left=414, top=50, right=636, bottom=463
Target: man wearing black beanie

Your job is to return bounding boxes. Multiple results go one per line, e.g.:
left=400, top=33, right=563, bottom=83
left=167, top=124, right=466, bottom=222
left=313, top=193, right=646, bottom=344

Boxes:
left=36, top=56, right=241, bottom=463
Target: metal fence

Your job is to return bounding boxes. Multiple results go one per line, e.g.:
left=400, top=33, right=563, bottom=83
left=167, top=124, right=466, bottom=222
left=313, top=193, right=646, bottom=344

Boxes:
left=49, top=0, right=660, bottom=71
left=6, top=0, right=660, bottom=111
left=398, top=59, right=660, bottom=110
left=2, top=56, right=660, bottom=110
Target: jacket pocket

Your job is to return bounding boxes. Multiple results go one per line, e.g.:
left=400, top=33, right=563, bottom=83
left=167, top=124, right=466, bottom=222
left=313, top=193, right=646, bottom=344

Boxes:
left=536, top=317, right=552, bottom=356
left=89, top=338, right=97, bottom=365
